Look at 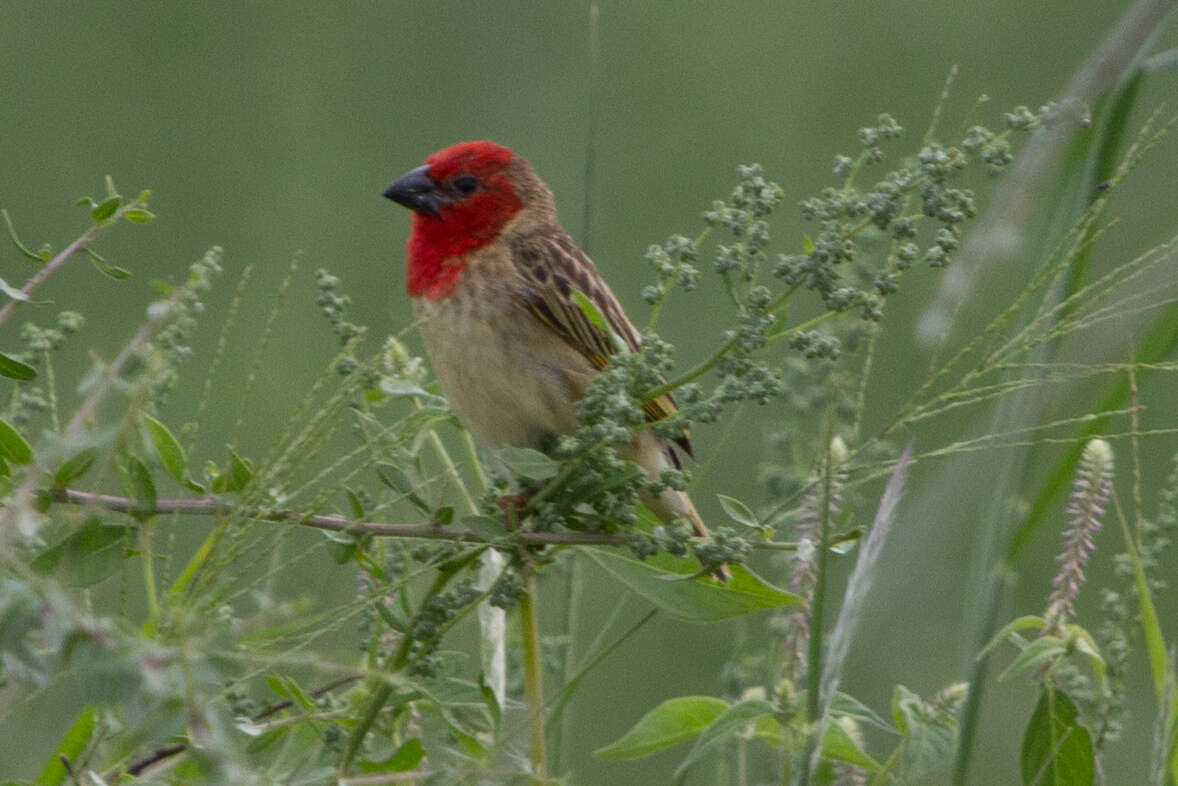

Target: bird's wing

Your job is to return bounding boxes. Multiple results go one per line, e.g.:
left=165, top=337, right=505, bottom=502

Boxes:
left=507, top=230, right=694, bottom=460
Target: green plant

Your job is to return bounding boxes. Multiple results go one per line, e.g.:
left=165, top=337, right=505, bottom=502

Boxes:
left=2, top=47, right=1178, bottom=786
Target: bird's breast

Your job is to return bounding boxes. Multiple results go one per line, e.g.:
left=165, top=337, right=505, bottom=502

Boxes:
left=414, top=264, right=594, bottom=452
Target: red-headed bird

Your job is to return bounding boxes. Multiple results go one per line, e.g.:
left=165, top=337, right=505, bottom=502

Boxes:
left=384, top=141, right=715, bottom=551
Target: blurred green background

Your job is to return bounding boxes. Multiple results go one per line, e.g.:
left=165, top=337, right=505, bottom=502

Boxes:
left=2, top=2, right=1176, bottom=783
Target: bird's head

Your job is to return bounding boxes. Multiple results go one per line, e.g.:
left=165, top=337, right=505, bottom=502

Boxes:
left=385, top=141, right=542, bottom=299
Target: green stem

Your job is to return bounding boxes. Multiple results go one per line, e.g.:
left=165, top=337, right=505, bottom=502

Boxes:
left=519, top=569, right=548, bottom=783
left=794, top=434, right=835, bottom=786
left=339, top=550, right=482, bottom=774
left=765, top=308, right=843, bottom=344
left=525, top=450, right=595, bottom=512
left=461, top=429, right=489, bottom=493
left=1113, top=492, right=1167, bottom=700
left=418, top=399, right=479, bottom=514
left=646, top=282, right=801, bottom=401
left=139, top=520, right=159, bottom=627
left=338, top=680, right=391, bottom=776
left=553, top=553, right=582, bottom=773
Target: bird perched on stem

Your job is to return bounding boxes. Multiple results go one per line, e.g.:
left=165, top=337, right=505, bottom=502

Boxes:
left=384, top=141, right=719, bottom=569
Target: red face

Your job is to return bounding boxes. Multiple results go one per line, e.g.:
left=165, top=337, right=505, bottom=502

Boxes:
left=385, top=141, right=524, bottom=300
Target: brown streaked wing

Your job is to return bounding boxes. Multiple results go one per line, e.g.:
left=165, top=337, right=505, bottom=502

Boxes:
left=508, top=230, right=695, bottom=459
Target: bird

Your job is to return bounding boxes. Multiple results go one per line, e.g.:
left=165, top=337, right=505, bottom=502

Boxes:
left=383, top=140, right=719, bottom=568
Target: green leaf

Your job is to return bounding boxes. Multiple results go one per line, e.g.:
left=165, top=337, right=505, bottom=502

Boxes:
left=892, top=685, right=959, bottom=781
left=359, top=738, right=426, bottom=773
left=831, top=691, right=895, bottom=733
left=375, top=462, right=429, bottom=512
left=980, top=615, right=1046, bottom=658
left=64, top=519, right=130, bottom=587
left=123, top=208, right=156, bottom=223
left=0, top=419, right=33, bottom=464
left=54, top=448, right=98, bottom=487
left=29, top=538, right=66, bottom=574
left=33, top=706, right=95, bottom=786
left=570, top=285, right=630, bottom=354
left=67, top=635, right=141, bottom=704
left=378, top=378, right=448, bottom=406
left=595, top=696, right=729, bottom=759
left=1172, top=721, right=1178, bottom=786
left=265, top=675, right=317, bottom=711
left=751, top=714, right=785, bottom=745
left=674, top=698, right=776, bottom=778
left=87, top=248, right=132, bottom=279
left=228, top=449, right=254, bottom=491
left=127, top=456, right=157, bottom=513
left=0, top=276, right=29, bottom=302
left=459, top=515, right=507, bottom=540
left=822, top=720, right=882, bottom=772
left=141, top=413, right=187, bottom=483
left=1020, top=687, right=1093, bottom=786
left=571, top=287, right=608, bottom=330
left=344, top=488, right=366, bottom=519
left=376, top=462, right=413, bottom=493
left=0, top=352, right=36, bottom=381
left=999, top=636, right=1066, bottom=681
left=244, top=726, right=287, bottom=754
left=322, top=530, right=357, bottom=564
left=91, top=195, right=121, bottom=222
left=2, top=208, right=48, bottom=262
left=716, top=493, right=760, bottom=528
left=0, top=579, right=43, bottom=674
left=497, top=446, right=559, bottom=481
left=584, top=548, right=801, bottom=622
left=1063, top=624, right=1107, bottom=690
left=479, top=672, right=501, bottom=731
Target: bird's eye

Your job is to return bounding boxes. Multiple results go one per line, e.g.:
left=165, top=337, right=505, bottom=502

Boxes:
left=452, top=174, right=481, bottom=196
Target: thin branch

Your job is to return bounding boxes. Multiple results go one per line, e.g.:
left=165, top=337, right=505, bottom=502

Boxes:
left=0, top=225, right=96, bottom=328
left=0, top=197, right=150, bottom=328
left=110, top=674, right=362, bottom=780
left=48, top=487, right=805, bottom=550
left=1, top=291, right=179, bottom=542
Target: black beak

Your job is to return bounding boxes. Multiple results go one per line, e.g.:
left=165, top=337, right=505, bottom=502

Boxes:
left=383, top=165, right=442, bottom=218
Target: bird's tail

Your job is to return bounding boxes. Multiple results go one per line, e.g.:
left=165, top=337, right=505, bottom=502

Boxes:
left=629, top=433, right=731, bottom=581
left=645, top=485, right=732, bottom=582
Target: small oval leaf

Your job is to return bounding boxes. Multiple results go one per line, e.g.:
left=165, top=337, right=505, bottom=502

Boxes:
left=123, top=208, right=156, bottom=224
left=498, top=446, right=559, bottom=481
left=0, top=276, right=29, bottom=302
left=595, top=696, right=729, bottom=760
left=127, top=457, right=157, bottom=513
left=228, top=449, right=254, bottom=491
left=2, top=207, right=47, bottom=262
left=141, top=413, right=186, bottom=483
left=91, top=196, right=122, bottom=222
left=0, top=419, right=33, bottom=464
left=55, top=448, right=98, bottom=487
left=375, top=463, right=430, bottom=512
left=90, top=254, right=132, bottom=280
left=716, top=493, right=759, bottom=528
left=0, top=352, right=36, bottom=381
